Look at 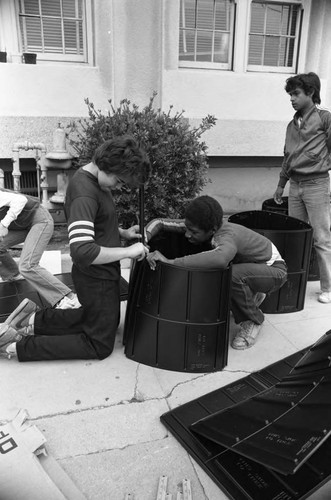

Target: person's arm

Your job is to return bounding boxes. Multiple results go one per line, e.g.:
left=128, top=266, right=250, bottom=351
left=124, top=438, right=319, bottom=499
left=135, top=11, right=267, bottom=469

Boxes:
left=67, top=196, right=149, bottom=266
left=0, top=190, right=28, bottom=229
left=322, top=110, right=331, bottom=153
left=273, top=145, right=289, bottom=204
left=273, top=185, right=285, bottom=204
left=92, top=242, right=148, bottom=265
left=172, top=245, right=234, bottom=269
left=147, top=237, right=237, bottom=270
left=146, top=250, right=173, bottom=270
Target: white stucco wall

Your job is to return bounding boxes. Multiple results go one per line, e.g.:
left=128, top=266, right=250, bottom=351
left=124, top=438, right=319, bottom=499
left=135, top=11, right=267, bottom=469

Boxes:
left=202, top=166, right=290, bottom=215
left=0, top=64, right=110, bottom=117
left=162, top=71, right=292, bottom=156
left=0, top=0, right=330, bottom=164
left=0, top=1, right=114, bottom=158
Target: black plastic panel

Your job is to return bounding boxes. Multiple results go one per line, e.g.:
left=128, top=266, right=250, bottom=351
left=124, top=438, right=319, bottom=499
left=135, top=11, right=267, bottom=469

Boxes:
left=191, top=331, right=331, bottom=476
left=228, top=210, right=313, bottom=314
left=124, top=257, right=232, bottom=372
left=262, top=197, right=320, bottom=282
left=161, top=342, right=331, bottom=499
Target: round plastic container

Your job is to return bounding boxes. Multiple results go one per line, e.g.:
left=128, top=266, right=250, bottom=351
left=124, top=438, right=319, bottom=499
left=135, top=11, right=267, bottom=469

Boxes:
left=262, top=197, right=319, bottom=281
left=124, top=231, right=231, bottom=372
left=228, top=210, right=313, bottom=314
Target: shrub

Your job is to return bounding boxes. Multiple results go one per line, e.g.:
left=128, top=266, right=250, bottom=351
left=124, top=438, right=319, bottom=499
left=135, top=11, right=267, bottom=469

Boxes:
left=67, top=93, right=216, bottom=227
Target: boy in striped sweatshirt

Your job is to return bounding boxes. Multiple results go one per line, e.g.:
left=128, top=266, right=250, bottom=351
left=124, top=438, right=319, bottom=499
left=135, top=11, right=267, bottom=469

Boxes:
left=0, top=136, right=150, bottom=361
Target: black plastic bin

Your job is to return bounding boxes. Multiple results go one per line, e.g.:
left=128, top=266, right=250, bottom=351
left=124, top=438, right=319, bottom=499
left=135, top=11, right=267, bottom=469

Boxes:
left=124, top=231, right=232, bottom=373
left=262, top=197, right=320, bottom=281
left=228, top=210, right=313, bottom=314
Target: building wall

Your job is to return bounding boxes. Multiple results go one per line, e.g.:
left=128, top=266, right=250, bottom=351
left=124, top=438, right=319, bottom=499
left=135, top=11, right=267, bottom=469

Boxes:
left=0, top=0, right=114, bottom=158
left=0, top=0, right=331, bottom=213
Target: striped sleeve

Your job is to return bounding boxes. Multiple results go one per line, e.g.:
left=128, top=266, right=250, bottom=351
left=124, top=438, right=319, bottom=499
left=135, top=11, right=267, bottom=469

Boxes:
left=66, top=197, right=101, bottom=266
left=68, top=220, right=95, bottom=245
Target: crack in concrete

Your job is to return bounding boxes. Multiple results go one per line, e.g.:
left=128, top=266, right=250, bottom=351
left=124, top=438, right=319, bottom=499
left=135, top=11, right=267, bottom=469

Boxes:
left=190, top=457, right=209, bottom=500
left=58, top=435, right=170, bottom=460
left=22, top=368, right=252, bottom=424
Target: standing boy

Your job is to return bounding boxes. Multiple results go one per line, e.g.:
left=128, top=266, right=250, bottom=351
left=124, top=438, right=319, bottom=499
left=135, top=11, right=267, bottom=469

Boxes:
left=0, top=136, right=150, bottom=361
left=274, top=72, right=331, bottom=303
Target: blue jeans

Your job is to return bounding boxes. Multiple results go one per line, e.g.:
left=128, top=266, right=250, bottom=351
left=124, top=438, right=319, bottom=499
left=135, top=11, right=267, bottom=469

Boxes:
left=289, top=178, right=331, bottom=292
left=231, top=261, right=287, bottom=324
left=0, top=205, right=71, bottom=305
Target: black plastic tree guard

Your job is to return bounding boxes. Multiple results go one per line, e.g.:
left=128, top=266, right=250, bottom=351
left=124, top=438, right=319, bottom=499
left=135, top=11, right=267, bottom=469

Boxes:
left=123, top=230, right=232, bottom=373
left=262, top=197, right=320, bottom=281
left=228, top=210, right=313, bottom=314
left=161, top=331, right=331, bottom=500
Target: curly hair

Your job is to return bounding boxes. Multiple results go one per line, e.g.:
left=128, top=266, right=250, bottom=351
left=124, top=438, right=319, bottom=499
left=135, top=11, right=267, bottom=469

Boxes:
left=92, top=136, right=150, bottom=185
left=285, top=72, right=321, bottom=104
left=185, top=195, right=223, bottom=231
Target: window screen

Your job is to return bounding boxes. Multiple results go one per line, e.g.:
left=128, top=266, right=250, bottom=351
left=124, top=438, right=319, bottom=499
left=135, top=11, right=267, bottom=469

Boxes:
left=248, top=1, right=301, bottom=69
left=18, top=0, right=86, bottom=60
left=179, top=0, right=235, bottom=67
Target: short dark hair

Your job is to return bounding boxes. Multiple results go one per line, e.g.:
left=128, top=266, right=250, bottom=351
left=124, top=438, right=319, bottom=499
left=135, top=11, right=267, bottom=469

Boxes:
left=285, top=72, right=321, bottom=104
left=92, top=136, right=150, bottom=185
left=185, top=195, right=223, bottom=231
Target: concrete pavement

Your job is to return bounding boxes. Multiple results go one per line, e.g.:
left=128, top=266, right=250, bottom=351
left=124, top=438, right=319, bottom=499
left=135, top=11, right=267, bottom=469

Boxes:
left=2, top=254, right=331, bottom=500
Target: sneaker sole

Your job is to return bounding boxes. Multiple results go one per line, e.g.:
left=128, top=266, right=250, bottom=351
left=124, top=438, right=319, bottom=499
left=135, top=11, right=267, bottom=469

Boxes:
left=4, top=298, right=31, bottom=326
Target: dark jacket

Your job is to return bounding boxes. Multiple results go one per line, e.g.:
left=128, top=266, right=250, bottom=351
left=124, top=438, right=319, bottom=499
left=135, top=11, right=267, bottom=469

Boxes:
left=278, top=106, right=331, bottom=188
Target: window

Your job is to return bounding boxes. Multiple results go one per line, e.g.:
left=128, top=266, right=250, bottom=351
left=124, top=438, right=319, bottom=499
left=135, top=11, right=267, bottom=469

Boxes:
left=248, top=1, right=302, bottom=72
left=17, top=0, right=90, bottom=62
left=179, top=0, right=235, bottom=69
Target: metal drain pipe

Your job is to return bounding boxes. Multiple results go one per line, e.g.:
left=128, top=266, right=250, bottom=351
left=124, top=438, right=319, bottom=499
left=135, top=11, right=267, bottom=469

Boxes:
left=12, top=141, right=49, bottom=205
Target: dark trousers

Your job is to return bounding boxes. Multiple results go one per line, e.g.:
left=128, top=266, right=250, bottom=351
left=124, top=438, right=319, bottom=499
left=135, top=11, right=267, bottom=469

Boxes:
left=17, top=265, right=120, bottom=362
left=231, top=261, right=287, bottom=325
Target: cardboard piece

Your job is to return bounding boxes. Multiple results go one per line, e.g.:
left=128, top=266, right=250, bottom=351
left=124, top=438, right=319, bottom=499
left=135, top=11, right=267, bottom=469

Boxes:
left=39, top=250, right=62, bottom=275
left=0, top=409, right=86, bottom=500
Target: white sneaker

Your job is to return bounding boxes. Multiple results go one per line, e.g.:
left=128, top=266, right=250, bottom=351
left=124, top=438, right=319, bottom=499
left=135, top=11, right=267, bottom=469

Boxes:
left=318, top=292, right=331, bottom=304
left=232, top=320, right=263, bottom=350
left=55, top=294, right=81, bottom=309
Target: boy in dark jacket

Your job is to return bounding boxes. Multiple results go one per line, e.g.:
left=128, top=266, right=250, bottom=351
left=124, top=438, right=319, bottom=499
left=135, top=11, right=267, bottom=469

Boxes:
left=273, top=72, right=331, bottom=303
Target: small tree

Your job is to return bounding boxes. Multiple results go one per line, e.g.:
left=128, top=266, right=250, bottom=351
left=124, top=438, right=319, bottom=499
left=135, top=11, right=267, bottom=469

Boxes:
left=67, top=93, right=216, bottom=226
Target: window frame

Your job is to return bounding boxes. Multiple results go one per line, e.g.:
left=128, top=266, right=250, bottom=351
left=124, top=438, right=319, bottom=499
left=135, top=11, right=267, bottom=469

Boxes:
left=178, top=0, right=236, bottom=70
left=16, top=0, right=93, bottom=63
left=246, top=0, right=303, bottom=74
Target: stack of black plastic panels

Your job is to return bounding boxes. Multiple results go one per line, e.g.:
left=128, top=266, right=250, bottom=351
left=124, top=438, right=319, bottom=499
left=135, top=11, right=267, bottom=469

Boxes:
left=161, top=331, right=331, bottom=499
